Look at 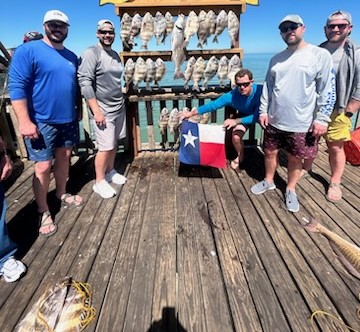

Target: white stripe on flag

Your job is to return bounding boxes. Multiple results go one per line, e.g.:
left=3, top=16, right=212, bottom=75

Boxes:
left=198, top=124, right=225, bottom=144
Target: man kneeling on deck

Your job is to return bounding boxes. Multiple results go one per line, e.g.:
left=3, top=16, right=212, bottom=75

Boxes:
left=181, top=68, right=263, bottom=170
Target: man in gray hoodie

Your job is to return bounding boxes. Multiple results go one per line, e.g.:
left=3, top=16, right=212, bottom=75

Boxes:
left=302, top=10, right=360, bottom=202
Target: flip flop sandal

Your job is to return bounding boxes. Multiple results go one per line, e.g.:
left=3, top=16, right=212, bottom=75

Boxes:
left=326, top=183, right=342, bottom=203
left=60, top=193, right=84, bottom=207
left=39, top=211, right=57, bottom=237
left=230, top=158, right=239, bottom=170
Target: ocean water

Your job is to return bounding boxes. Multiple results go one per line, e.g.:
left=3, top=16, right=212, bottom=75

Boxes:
left=135, top=52, right=273, bottom=144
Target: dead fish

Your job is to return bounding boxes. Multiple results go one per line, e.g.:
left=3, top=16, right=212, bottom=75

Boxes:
left=171, top=14, right=186, bottom=79
left=154, top=11, right=167, bottom=45
left=217, top=55, right=229, bottom=87
left=133, top=57, right=147, bottom=89
left=227, top=10, right=240, bottom=48
left=200, top=112, right=210, bottom=124
left=129, top=13, right=142, bottom=48
left=207, top=10, right=217, bottom=35
left=158, top=107, right=170, bottom=135
left=203, top=56, right=219, bottom=88
left=120, top=13, right=132, bottom=50
left=213, top=10, right=228, bottom=43
left=184, top=11, right=199, bottom=47
left=227, top=54, right=242, bottom=88
left=192, top=56, right=206, bottom=92
left=302, top=217, right=360, bottom=279
left=163, top=12, right=174, bottom=44
left=154, top=58, right=166, bottom=87
left=15, top=277, right=96, bottom=332
left=124, top=58, right=135, bottom=90
left=168, top=107, right=180, bottom=134
left=197, top=10, right=210, bottom=48
left=145, top=58, right=156, bottom=90
left=140, top=12, right=154, bottom=50
left=184, top=56, right=196, bottom=89
left=187, top=106, right=202, bottom=124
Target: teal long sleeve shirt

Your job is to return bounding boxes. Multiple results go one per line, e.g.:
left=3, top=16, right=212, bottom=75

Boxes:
left=197, top=84, right=263, bottom=126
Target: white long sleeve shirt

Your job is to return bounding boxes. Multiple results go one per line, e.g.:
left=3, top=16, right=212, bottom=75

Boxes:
left=260, top=44, right=336, bottom=132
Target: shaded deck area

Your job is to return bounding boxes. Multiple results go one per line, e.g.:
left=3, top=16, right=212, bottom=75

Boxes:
left=0, top=143, right=359, bottom=332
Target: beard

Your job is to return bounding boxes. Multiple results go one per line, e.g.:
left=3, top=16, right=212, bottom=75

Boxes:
left=45, top=28, right=68, bottom=44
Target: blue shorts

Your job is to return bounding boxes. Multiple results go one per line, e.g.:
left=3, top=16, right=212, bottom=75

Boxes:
left=25, top=121, right=79, bottom=161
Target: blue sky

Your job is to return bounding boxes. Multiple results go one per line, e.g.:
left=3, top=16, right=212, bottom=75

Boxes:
left=0, top=0, right=359, bottom=56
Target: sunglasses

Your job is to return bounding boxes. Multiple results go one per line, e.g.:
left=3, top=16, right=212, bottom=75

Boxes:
left=236, top=81, right=251, bottom=88
left=279, top=23, right=301, bottom=34
left=98, top=30, right=115, bottom=35
left=47, top=22, right=68, bottom=30
left=326, top=24, right=349, bottom=30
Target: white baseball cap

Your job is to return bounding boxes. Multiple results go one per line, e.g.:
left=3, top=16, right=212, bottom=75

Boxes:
left=278, top=14, right=304, bottom=28
left=97, top=19, right=115, bottom=31
left=43, top=10, right=69, bottom=25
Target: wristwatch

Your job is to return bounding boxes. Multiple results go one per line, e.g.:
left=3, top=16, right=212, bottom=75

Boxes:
left=345, top=111, right=353, bottom=118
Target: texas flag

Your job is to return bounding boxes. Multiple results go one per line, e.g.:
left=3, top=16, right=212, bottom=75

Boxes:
left=179, top=120, right=226, bottom=169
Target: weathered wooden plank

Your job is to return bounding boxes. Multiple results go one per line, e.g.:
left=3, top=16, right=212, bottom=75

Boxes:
left=201, top=172, right=264, bottom=331
left=176, top=166, right=208, bottom=331
left=94, top=152, right=152, bottom=331
left=150, top=152, right=177, bottom=326
left=186, top=171, right=234, bottom=330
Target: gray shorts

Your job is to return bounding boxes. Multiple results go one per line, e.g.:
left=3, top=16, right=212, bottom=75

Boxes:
left=93, top=110, right=127, bottom=151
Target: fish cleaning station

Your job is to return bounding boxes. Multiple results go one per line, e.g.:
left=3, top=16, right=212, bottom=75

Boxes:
left=0, top=0, right=359, bottom=331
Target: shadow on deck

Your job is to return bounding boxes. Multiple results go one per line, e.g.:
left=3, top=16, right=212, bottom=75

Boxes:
left=0, top=143, right=359, bottom=332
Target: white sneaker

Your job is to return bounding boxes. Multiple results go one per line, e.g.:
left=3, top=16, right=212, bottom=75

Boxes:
left=93, top=180, right=116, bottom=199
left=0, top=257, right=26, bottom=282
left=105, top=169, right=127, bottom=185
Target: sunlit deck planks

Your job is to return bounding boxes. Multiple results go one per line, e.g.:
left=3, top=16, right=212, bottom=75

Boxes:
left=0, top=144, right=359, bottom=332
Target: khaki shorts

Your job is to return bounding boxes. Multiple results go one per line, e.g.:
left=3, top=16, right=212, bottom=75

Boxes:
left=325, top=110, right=351, bottom=142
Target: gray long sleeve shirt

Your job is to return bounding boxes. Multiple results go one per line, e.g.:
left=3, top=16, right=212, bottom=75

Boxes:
left=260, top=44, right=336, bottom=132
left=78, top=43, right=124, bottom=114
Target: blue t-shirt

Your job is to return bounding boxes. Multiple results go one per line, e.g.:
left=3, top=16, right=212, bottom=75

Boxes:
left=9, top=40, right=78, bottom=124
left=198, top=84, right=263, bottom=126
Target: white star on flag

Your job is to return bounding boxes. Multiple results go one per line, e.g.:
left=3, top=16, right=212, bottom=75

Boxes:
left=182, top=129, right=198, bottom=148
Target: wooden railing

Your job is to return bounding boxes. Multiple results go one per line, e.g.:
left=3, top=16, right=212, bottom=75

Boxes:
left=2, top=89, right=359, bottom=161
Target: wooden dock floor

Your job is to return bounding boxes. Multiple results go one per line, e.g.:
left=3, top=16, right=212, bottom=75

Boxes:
left=0, top=143, right=359, bottom=332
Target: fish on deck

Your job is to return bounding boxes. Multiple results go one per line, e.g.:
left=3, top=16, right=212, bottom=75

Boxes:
left=301, top=217, right=360, bottom=279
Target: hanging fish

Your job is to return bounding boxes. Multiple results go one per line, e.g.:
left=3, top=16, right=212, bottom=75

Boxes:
left=154, top=11, right=167, bottom=45
left=200, top=112, right=210, bottom=124
left=207, top=10, right=217, bottom=36
left=171, top=14, right=186, bottom=79
left=154, top=57, right=166, bottom=87
left=133, top=57, right=147, bottom=89
left=227, top=54, right=242, bottom=88
left=302, top=217, right=360, bottom=279
left=129, top=13, right=142, bottom=48
left=184, top=11, right=199, bottom=47
left=124, top=58, right=135, bottom=90
left=158, top=107, right=170, bottom=135
left=140, top=12, right=154, bottom=50
left=145, top=58, right=156, bottom=90
left=203, top=56, right=219, bottom=88
left=184, top=56, right=196, bottom=90
left=192, top=56, right=206, bottom=92
left=162, top=12, right=174, bottom=44
left=227, top=10, right=240, bottom=48
left=15, top=277, right=96, bottom=332
left=168, top=108, right=180, bottom=135
left=197, top=10, right=210, bottom=48
left=217, top=56, right=229, bottom=87
left=186, top=106, right=202, bottom=124
left=213, top=10, right=228, bottom=43
left=120, top=13, right=132, bottom=50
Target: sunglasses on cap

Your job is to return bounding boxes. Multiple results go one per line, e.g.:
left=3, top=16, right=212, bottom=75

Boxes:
left=279, top=23, right=301, bottom=34
left=236, top=81, right=251, bottom=88
left=326, top=23, right=349, bottom=30
left=98, top=30, right=115, bottom=35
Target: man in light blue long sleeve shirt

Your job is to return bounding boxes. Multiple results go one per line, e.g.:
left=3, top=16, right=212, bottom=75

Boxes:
left=181, top=68, right=262, bottom=170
